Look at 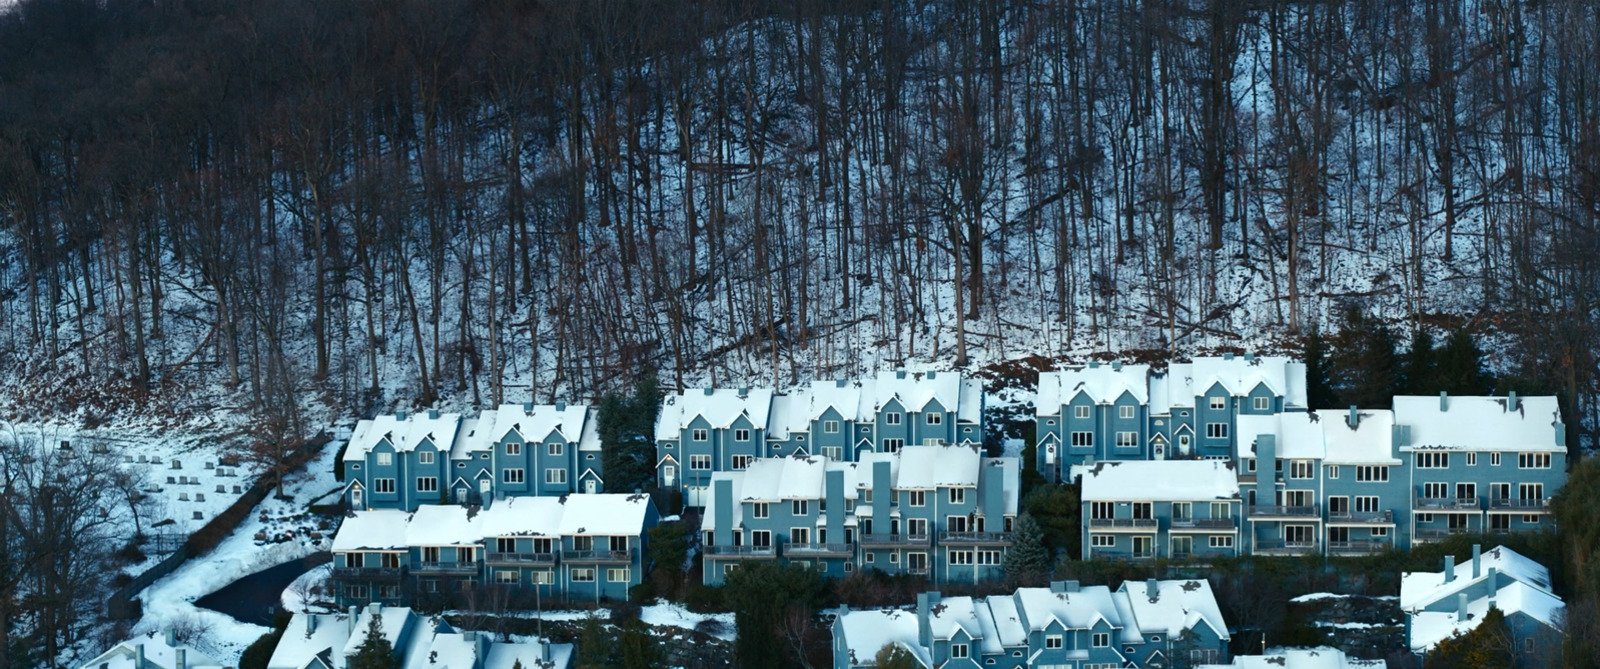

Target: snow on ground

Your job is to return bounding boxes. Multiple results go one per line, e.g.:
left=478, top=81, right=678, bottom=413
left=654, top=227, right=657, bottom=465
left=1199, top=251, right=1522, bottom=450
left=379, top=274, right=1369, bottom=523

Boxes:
left=130, top=437, right=345, bottom=663
left=449, top=600, right=737, bottom=642
left=1290, top=593, right=1399, bottom=604
left=282, top=563, right=335, bottom=613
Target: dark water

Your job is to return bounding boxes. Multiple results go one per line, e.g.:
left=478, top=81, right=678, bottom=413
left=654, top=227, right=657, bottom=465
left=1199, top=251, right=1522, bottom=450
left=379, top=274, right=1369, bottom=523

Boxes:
left=194, top=553, right=331, bottom=625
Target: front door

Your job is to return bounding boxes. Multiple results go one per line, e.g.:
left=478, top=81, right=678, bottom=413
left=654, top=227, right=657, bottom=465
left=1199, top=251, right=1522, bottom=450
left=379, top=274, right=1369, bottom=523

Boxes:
left=584, top=479, right=598, bottom=494
left=351, top=488, right=363, bottom=509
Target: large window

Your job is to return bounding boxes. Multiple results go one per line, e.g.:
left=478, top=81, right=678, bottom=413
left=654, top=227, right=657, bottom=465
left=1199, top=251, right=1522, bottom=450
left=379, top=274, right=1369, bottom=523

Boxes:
left=495, top=570, right=518, bottom=584
left=1254, top=397, right=1270, bottom=411
left=731, top=455, right=753, bottom=470
left=1091, top=535, right=1114, bottom=547
left=373, top=478, right=396, bottom=494
left=1290, top=460, right=1313, bottom=479
left=1519, top=453, right=1552, bottom=469
left=689, top=455, right=711, bottom=470
left=1046, top=635, right=1064, bottom=649
left=1423, top=482, right=1449, bottom=499
left=885, top=413, right=902, bottom=425
left=1091, top=502, right=1114, bottom=519
left=823, top=420, right=840, bottom=433
left=734, top=429, right=750, bottom=442
left=1209, top=396, right=1226, bottom=410
left=608, top=568, right=630, bottom=582
left=1116, top=432, right=1138, bottom=448
left=417, top=477, right=438, bottom=493
left=1355, top=496, right=1380, bottom=513
left=948, top=488, right=967, bottom=505
left=1356, top=466, right=1389, bottom=482
left=545, top=468, right=567, bottom=485
left=1209, top=536, right=1233, bottom=548
left=792, top=500, right=809, bottom=515
left=882, top=438, right=904, bottom=453
left=692, top=429, right=708, bottom=441
left=926, top=413, right=942, bottom=425
left=1415, top=453, right=1449, bottom=469
left=1207, top=423, right=1228, bottom=439
left=571, top=568, right=595, bottom=582
left=1071, top=432, right=1094, bottom=447
left=503, top=468, right=525, bottom=484
left=949, top=549, right=974, bottom=565
left=909, top=491, right=926, bottom=507
left=752, top=503, right=770, bottom=519
left=1093, top=633, right=1110, bottom=647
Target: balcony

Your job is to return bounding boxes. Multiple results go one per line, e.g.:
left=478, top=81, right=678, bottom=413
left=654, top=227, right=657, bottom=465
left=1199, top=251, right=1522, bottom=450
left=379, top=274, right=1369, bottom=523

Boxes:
left=332, top=566, right=405, bottom=580
left=1169, top=518, right=1236, bottom=532
left=563, top=548, right=636, bottom=564
left=939, top=531, right=1012, bottom=545
left=1086, top=518, right=1158, bottom=532
left=704, top=544, right=778, bottom=559
left=1247, top=504, right=1320, bottom=520
left=1414, top=496, right=1481, bottom=511
left=858, top=533, right=932, bottom=548
left=414, top=561, right=480, bottom=575
left=1237, top=474, right=1258, bottom=484
left=1328, top=510, right=1395, bottom=525
left=1490, top=498, right=1551, bottom=513
left=1327, top=540, right=1391, bottom=555
left=485, top=552, right=558, bottom=567
left=1415, top=527, right=1472, bottom=541
left=785, top=542, right=855, bottom=557
left=1254, top=539, right=1318, bottom=555
left=1090, top=550, right=1156, bottom=561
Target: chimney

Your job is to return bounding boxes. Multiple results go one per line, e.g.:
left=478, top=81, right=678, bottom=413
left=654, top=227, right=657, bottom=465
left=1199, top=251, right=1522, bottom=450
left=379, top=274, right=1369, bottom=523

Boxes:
left=1111, top=361, right=1123, bottom=371
left=349, top=605, right=359, bottom=636
left=523, top=401, right=534, bottom=412
left=175, top=648, right=186, bottom=669
left=555, top=401, right=566, bottom=412
left=1444, top=555, right=1456, bottom=583
left=916, top=592, right=939, bottom=648
left=836, top=379, right=847, bottom=388
left=1472, top=544, right=1482, bottom=579
left=712, top=478, right=734, bottom=548
left=896, top=371, right=907, bottom=379
left=1457, top=593, right=1469, bottom=622
left=1223, top=352, right=1235, bottom=360
left=1147, top=578, right=1160, bottom=599
left=927, top=371, right=937, bottom=380
left=1488, top=567, right=1498, bottom=589
left=165, top=628, right=177, bottom=647
left=1349, top=406, right=1359, bottom=428
left=135, top=645, right=145, bottom=669
left=1050, top=580, right=1080, bottom=594
left=737, top=388, right=749, bottom=396
left=703, top=387, right=715, bottom=396
left=1244, top=352, right=1256, bottom=362
left=428, top=408, right=440, bottom=420
left=541, top=639, right=551, bottom=662
left=1088, top=361, right=1100, bottom=369
left=395, top=410, right=407, bottom=421
left=1508, top=391, right=1518, bottom=411
left=369, top=602, right=382, bottom=614
left=307, top=613, right=317, bottom=635
left=1439, top=391, right=1449, bottom=412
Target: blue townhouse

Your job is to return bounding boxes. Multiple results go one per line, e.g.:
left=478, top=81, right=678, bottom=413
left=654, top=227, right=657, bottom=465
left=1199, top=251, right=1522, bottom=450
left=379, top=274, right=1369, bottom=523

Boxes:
left=1401, top=544, right=1566, bottom=663
left=1080, top=460, right=1243, bottom=561
left=701, top=446, right=1018, bottom=586
left=330, top=493, right=658, bottom=608
left=657, top=371, right=985, bottom=506
left=343, top=403, right=604, bottom=511
left=1036, top=361, right=1154, bottom=471
left=832, top=580, right=1230, bottom=669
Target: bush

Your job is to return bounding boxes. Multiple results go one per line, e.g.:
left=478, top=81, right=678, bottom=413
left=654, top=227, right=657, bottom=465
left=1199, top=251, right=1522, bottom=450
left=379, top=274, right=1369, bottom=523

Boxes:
left=684, top=584, right=726, bottom=613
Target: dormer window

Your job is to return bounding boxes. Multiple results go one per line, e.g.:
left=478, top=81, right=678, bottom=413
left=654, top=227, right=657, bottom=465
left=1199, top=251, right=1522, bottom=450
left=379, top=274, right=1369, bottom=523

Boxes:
left=1119, top=405, right=1135, bottom=419
left=1254, top=397, right=1270, bottom=411
left=547, top=442, right=563, bottom=456
left=886, top=413, right=902, bottom=425
left=377, top=453, right=392, bottom=466
left=1074, top=405, right=1091, bottom=419
left=926, top=413, right=942, bottom=425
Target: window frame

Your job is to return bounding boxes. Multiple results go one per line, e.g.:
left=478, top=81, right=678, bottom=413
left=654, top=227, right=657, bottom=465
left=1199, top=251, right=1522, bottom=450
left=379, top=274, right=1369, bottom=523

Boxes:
left=503, top=468, right=525, bottom=484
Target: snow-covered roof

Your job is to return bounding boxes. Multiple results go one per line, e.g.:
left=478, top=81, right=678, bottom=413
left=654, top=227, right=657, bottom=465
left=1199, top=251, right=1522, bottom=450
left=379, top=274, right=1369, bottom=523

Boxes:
left=555, top=492, right=655, bottom=536
left=1080, top=460, right=1240, bottom=502
left=404, top=631, right=483, bottom=669
left=453, top=412, right=497, bottom=459
left=765, top=392, right=813, bottom=441
left=268, top=613, right=355, bottom=669
left=701, top=471, right=743, bottom=531
left=405, top=505, right=485, bottom=547
left=341, top=606, right=417, bottom=658
left=344, top=412, right=465, bottom=462
left=1393, top=395, right=1563, bottom=452
left=1037, top=363, right=1151, bottom=414
left=983, top=594, right=1028, bottom=648
left=897, top=444, right=982, bottom=489
left=927, top=596, right=983, bottom=641
left=804, top=380, right=871, bottom=422
left=1237, top=412, right=1324, bottom=460
left=1193, top=355, right=1306, bottom=406
left=478, top=496, right=565, bottom=538
left=1198, top=647, right=1387, bottom=668
left=1014, top=585, right=1124, bottom=631
left=873, top=370, right=961, bottom=414
left=1408, top=580, right=1566, bottom=653
left=956, top=378, right=984, bottom=425
left=485, top=639, right=573, bottom=669
left=79, top=634, right=226, bottom=669
left=737, top=455, right=828, bottom=501
left=332, top=510, right=412, bottom=552
left=1318, top=409, right=1400, bottom=465
left=655, top=388, right=774, bottom=440
left=1400, top=545, right=1555, bottom=612
left=488, top=403, right=593, bottom=448
left=1118, top=579, right=1229, bottom=641
left=835, top=609, right=933, bottom=668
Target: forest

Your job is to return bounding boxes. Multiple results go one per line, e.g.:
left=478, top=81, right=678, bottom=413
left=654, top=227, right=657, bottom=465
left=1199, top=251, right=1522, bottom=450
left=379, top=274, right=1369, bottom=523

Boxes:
left=0, top=0, right=1596, bottom=444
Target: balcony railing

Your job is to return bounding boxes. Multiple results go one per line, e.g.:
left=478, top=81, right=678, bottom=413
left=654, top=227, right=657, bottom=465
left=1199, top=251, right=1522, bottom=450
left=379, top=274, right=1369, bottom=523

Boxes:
left=1416, top=527, right=1472, bottom=540
left=1327, top=540, right=1390, bottom=555
left=414, top=561, right=480, bottom=575
left=1490, top=498, right=1550, bottom=512
left=907, top=567, right=931, bottom=576
left=1091, top=550, right=1156, bottom=561
left=785, top=542, right=855, bottom=557
left=1086, top=518, right=1158, bottom=531
left=1254, top=539, right=1318, bottom=554
left=563, top=548, right=635, bottom=563
left=704, top=544, right=778, bottom=558
left=1247, top=504, right=1320, bottom=519
left=939, top=531, right=1012, bottom=545
left=1169, top=518, right=1235, bottom=531
left=858, top=533, right=932, bottom=548
left=1414, top=496, right=1481, bottom=511
left=485, top=552, right=558, bottom=566
left=1328, top=510, right=1395, bottom=525
left=332, top=566, right=405, bottom=580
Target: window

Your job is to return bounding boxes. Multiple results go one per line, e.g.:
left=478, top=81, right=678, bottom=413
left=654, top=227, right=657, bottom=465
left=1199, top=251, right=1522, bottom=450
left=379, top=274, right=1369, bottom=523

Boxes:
left=1074, top=405, right=1091, bottom=419
left=495, top=570, right=519, bottom=584
left=950, top=549, right=974, bottom=565
left=1466, top=452, right=1477, bottom=466
left=1418, top=513, right=1434, bottom=523
left=1356, top=496, right=1380, bottom=513
left=1210, top=536, right=1233, bottom=548
left=1246, top=458, right=1256, bottom=472
left=422, top=546, right=441, bottom=563
left=950, top=644, right=969, bottom=659
left=1046, top=635, right=1063, bottom=649
left=343, top=552, right=363, bottom=568
left=547, top=442, right=563, bottom=456
left=690, top=455, right=711, bottom=470
left=571, top=568, right=595, bottom=582
left=505, top=443, right=521, bottom=456
left=1415, top=453, right=1449, bottom=469
left=1372, top=527, right=1389, bottom=537
left=752, top=503, right=769, bottom=519
left=1327, top=465, right=1340, bottom=479
left=1071, top=432, right=1094, bottom=447
left=352, top=464, right=361, bottom=470
left=1119, top=405, right=1135, bottom=419
left=687, top=428, right=707, bottom=442
left=417, top=477, right=438, bottom=493
left=1457, top=483, right=1476, bottom=501
left=1356, top=466, right=1389, bottom=482
left=1289, top=460, right=1313, bottom=479
left=608, top=568, right=630, bottom=582
left=822, top=446, right=842, bottom=459
left=1171, top=502, right=1192, bottom=520
left=419, top=451, right=434, bottom=465
left=1091, top=535, right=1115, bottom=547
left=886, top=412, right=902, bottom=425
left=882, top=438, right=904, bottom=453
left=926, top=413, right=942, bottom=425
left=790, top=528, right=810, bottom=544
left=380, top=585, right=401, bottom=599
left=977, top=550, right=1002, bottom=565
left=374, top=478, right=396, bottom=493
left=1211, top=502, right=1232, bottom=519
left=731, top=455, right=753, bottom=470
left=909, top=491, right=926, bottom=507
left=1132, top=502, right=1153, bottom=520
left=503, top=468, right=525, bottom=484
left=822, top=420, right=840, bottom=434
left=422, top=579, right=438, bottom=592
left=346, top=585, right=369, bottom=600
left=792, top=500, right=809, bottom=515
left=1093, top=632, right=1110, bottom=648
left=1424, top=482, right=1449, bottom=498
left=1091, top=502, right=1114, bottom=519
left=1519, top=453, right=1552, bottom=469
left=377, top=452, right=393, bottom=466
left=1116, top=432, right=1138, bottom=448
left=1523, top=514, right=1541, bottom=524
left=1492, top=452, right=1502, bottom=466
left=496, top=537, right=517, bottom=553
left=734, top=429, right=750, bottom=442
left=545, top=468, right=567, bottom=484
left=948, top=488, right=967, bottom=505
left=1254, top=397, right=1270, bottom=411
left=1209, top=396, right=1226, bottom=410
left=751, top=531, right=772, bottom=548
left=1207, top=423, right=1228, bottom=439
left=1520, top=483, right=1545, bottom=501
left=1045, top=419, right=1055, bottom=426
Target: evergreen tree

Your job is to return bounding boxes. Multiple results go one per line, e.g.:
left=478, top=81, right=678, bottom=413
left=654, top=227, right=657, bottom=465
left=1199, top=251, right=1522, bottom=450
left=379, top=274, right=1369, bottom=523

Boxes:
left=1301, top=328, right=1339, bottom=409
left=1436, top=327, right=1493, bottom=396
left=617, top=618, right=664, bottom=669
left=1003, top=512, right=1051, bottom=585
left=600, top=372, right=661, bottom=494
left=575, top=613, right=613, bottom=669
left=1425, top=607, right=1515, bottom=668
left=724, top=562, right=827, bottom=668
left=647, top=521, right=690, bottom=595
left=872, top=644, right=920, bottom=669
left=348, top=615, right=395, bottom=669
left=1400, top=328, right=1437, bottom=395
left=1022, top=485, right=1081, bottom=560
left=1331, top=307, right=1400, bottom=409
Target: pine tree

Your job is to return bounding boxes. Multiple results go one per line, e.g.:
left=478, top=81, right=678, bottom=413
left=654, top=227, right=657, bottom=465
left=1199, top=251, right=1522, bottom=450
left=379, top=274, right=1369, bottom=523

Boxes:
left=575, top=614, right=612, bottom=669
left=1400, top=328, right=1437, bottom=395
left=1436, top=327, right=1493, bottom=396
left=617, top=618, right=664, bottom=669
left=873, top=644, right=920, bottom=669
left=1425, top=607, right=1515, bottom=668
left=1301, top=328, right=1339, bottom=409
left=599, top=372, right=661, bottom=495
left=348, top=615, right=395, bottom=669
left=1332, top=307, right=1400, bottom=409
left=1003, top=512, right=1051, bottom=585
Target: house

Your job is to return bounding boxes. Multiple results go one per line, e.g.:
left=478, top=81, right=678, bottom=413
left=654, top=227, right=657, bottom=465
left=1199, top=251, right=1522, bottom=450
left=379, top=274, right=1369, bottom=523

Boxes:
left=831, top=580, right=1229, bottom=669
left=702, top=447, right=1018, bottom=586
left=656, top=371, right=985, bottom=506
left=343, top=403, right=602, bottom=511
left=1401, top=544, right=1565, bottom=660
left=1080, top=460, right=1242, bottom=561
left=79, top=629, right=225, bottom=669
left=1393, top=393, right=1565, bottom=541
left=331, top=494, right=659, bottom=608
left=267, top=604, right=571, bottom=669
left=1036, top=361, right=1154, bottom=471
left=1148, top=354, right=1308, bottom=462
left=1197, top=647, right=1386, bottom=668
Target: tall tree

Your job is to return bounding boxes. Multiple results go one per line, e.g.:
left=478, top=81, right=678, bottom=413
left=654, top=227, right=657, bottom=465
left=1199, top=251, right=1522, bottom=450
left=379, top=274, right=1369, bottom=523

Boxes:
left=1003, top=512, right=1051, bottom=585
left=347, top=615, right=395, bottom=669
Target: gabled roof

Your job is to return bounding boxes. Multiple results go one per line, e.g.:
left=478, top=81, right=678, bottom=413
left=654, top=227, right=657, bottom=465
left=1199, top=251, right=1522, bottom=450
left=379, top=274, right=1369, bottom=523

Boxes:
left=268, top=613, right=354, bottom=669
left=1198, top=647, right=1387, bottom=669
left=655, top=388, right=775, bottom=440
left=1152, top=357, right=1307, bottom=412
left=1393, top=395, right=1563, bottom=452
left=1037, top=364, right=1151, bottom=414
left=927, top=596, right=984, bottom=641
left=1116, top=579, right=1230, bottom=641
left=478, top=496, right=565, bottom=538
left=835, top=609, right=933, bottom=668
left=332, top=510, right=412, bottom=551
left=896, top=444, right=982, bottom=489
left=873, top=370, right=961, bottom=414
left=340, top=607, right=416, bottom=657
left=1400, top=545, right=1555, bottom=612
left=555, top=492, right=655, bottom=536
left=488, top=403, right=594, bottom=447
left=452, top=412, right=497, bottom=459
left=80, top=634, right=226, bottom=669
left=738, top=455, right=828, bottom=501
left=1080, top=460, right=1239, bottom=502
left=485, top=640, right=573, bottom=669
left=1237, top=412, right=1324, bottom=460
left=1318, top=409, right=1401, bottom=465
left=345, top=412, right=465, bottom=462
left=405, top=505, right=484, bottom=547
left=1014, top=585, right=1124, bottom=631
left=1408, top=580, right=1566, bottom=653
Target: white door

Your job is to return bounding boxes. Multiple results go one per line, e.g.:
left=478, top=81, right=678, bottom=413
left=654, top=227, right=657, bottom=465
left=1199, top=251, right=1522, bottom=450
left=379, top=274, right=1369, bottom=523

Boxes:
left=351, top=488, right=363, bottom=509
left=687, top=485, right=707, bottom=507
left=584, top=479, right=598, bottom=494
left=663, top=464, right=677, bottom=487
left=479, top=478, right=492, bottom=493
